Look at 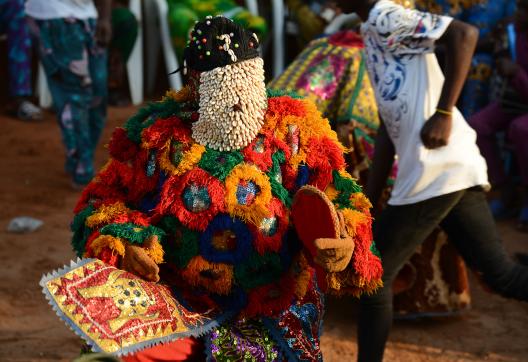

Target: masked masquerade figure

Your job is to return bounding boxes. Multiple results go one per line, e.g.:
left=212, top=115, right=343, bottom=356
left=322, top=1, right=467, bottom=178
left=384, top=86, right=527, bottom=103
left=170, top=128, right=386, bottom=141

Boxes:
left=71, top=16, right=382, bottom=361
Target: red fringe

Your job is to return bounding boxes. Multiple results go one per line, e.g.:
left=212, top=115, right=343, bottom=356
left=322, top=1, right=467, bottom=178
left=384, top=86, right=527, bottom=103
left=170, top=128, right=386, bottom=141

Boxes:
left=267, top=96, right=307, bottom=119
left=157, top=169, right=226, bottom=231
left=108, top=127, right=140, bottom=162
left=250, top=198, right=289, bottom=255
left=128, top=149, right=160, bottom=204
left=352, top=220, right=383, bottom=284
left=306, top=136, right=346, bottom=190
left=242, top=274, right=296, bottom=318
left=242, top=132, right=274, bottom=172
left=142, top=116, right=190, bottom=149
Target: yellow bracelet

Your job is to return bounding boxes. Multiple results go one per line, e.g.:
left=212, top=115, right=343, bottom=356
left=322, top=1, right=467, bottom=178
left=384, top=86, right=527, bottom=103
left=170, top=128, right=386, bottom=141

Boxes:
left=436, top=108, right=453, bottom=116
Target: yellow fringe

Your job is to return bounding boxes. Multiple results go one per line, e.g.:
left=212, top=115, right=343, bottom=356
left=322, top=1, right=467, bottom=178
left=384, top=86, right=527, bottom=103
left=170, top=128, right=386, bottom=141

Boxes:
left=324, top=184, right=339, bottom=202
left=164, top=86, right=192, bottom=103
left=85, top=202, right=132, bottom=228
left=340, top=208, right=370, bottom=238
left=326, top=270, right=383, bottom=297
left=158, top=139, right=205, bottom=176
left=145, top=236, right=164, bottom=264
left=224, top=163, right=272, bottom=226
left=350, top=192, right=372, bottom=212
left=90, top=235, right=126, bottom=258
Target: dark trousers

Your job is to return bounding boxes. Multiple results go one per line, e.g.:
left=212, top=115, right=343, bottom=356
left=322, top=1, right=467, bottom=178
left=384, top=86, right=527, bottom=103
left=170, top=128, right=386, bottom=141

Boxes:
left=358, top=187, right=528, bottom=362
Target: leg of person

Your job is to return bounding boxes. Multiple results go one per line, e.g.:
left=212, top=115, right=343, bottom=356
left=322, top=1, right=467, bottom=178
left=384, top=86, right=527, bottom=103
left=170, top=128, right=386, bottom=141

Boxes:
left=0, top=0, right=42, bottom=120
left=357, top=190, right=466, bottom=362
left=508, top=113, right=528, bottom=230
left=2, top=0, right=31, bottom=97
left=86, top=19, right=108, bottom=161
left=28, top=18, right=95, bottom=184
left=440, top=187, right=528, bottom=301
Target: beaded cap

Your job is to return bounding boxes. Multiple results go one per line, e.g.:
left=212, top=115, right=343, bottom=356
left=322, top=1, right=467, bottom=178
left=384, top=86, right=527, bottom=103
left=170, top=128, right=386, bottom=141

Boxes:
left=184, top=15, right=260, bottom=73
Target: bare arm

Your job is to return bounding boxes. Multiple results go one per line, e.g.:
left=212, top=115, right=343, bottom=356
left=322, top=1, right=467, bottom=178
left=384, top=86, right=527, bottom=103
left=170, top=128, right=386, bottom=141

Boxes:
left=94, top=0, right=112, bottom=47
left=366, top=120, right=395, bottom=211
left=420, top=19, right=478, bottom=149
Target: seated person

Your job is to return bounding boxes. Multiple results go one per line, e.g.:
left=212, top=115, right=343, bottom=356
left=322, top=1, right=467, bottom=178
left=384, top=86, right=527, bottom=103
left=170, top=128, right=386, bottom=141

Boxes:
left=0, top=0, right=42, bottom=121
left=469, top=0, right=528, bottom=231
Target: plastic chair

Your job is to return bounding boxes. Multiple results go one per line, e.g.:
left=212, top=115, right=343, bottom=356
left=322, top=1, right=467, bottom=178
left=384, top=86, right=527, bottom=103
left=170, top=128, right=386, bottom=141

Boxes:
left=37, top=0, right=145, bottom=107
left=127, top=0, right=144, bottom=105
left=245, top=0, right=285, bottom=78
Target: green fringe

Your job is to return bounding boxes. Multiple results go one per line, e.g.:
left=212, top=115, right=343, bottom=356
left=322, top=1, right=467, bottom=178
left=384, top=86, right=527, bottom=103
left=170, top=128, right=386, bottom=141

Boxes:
left=234, top=252, right=283, bottom=290
left=158, top=216, right=199, bottom=268
left=332, top=170, right=363, bottom=210
left=124, top=97, right=183, bottom=144
left=266, top=88, right=304, bottom=99
left=269, top=179, right=291, bottom=207
left=100, top=223, right=166, bottom=245
left=71, top=205, right=95, bottom=257
left=198, top=147, right=243, bottom=181
left=267, top=151, right=291, bottom=206
left=370, top=240, right=381, bottom=258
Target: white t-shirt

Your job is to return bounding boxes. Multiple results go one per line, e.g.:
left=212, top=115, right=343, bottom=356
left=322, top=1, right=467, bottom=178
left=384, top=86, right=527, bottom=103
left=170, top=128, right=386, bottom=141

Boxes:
left=26, top=0, right=98, bottom=20
left=360, top=0, right=489, bottom=205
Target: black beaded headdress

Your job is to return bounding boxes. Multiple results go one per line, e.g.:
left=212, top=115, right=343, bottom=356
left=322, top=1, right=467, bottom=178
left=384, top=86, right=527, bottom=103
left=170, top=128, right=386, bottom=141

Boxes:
left=183, top=16, right=260, bottom=73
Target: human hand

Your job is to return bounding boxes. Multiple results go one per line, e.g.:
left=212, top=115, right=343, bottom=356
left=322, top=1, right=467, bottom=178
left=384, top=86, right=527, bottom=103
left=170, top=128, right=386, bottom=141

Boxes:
left=95, top=19, right=112, bottom=47
left=120, top=236, right=160, bottom=282
left=497, top=57, right=519, bottom=78
left=313, top=236, right=355, bottom=272
left=420, top=111, right=453, bottom=149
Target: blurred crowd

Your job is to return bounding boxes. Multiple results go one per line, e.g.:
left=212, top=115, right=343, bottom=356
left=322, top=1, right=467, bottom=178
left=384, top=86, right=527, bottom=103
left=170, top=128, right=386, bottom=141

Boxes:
left=3, top=0, right=525, bottom=226
left=1, top=0, right=527, bottom=318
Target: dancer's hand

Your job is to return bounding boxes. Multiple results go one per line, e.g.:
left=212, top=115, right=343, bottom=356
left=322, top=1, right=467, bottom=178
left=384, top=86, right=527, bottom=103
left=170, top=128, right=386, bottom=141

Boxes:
left=313, top=237, right=355, bottom=272
left=120, top=236, right=160, bottom=282
left=421, top=112, right=452, bottom=149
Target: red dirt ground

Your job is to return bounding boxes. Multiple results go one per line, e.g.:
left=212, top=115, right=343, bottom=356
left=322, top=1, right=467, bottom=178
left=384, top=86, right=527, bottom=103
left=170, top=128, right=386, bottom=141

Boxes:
left=0, top=106, right=527, bottom=361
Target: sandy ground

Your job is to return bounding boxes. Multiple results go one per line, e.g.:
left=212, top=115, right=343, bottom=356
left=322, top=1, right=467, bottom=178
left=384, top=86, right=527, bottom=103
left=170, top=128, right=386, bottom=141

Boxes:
left=0, top=106, right=527, bottom=362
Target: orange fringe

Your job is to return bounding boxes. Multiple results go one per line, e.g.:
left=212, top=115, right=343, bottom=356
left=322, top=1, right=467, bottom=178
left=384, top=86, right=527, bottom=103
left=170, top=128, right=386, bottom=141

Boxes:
left=90, top=235, right=126, bottom=258
left=85, top=202, right=131, bottom=228
left=180, top=256, right=233, bottom=295
left=145, top=236, right=165, bottom=264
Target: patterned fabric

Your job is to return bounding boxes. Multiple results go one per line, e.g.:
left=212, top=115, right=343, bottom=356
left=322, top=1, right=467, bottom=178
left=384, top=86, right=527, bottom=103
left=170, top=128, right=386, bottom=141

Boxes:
left=208, top=320, right=282, bottom=361
left=167, top=0, right=267, bottom=59
left=0, top=0, right=32, bottom=97
left=268, top=31, right=380, bottom=180
left=28, top=17, right=107, bottom=184
left=41, top=258, right=225, bottom=355
left=393, top=228, right=471, bottom=317
left=71, top=88, right=383, bottom=359
left=263, top=278, right=324, bottom=362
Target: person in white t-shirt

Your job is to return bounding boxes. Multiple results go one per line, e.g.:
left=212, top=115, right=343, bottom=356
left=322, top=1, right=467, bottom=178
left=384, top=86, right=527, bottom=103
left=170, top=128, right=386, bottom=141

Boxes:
left=335, top=1, right=528, bottom=361
left=26, top=0, right=112, bottom=188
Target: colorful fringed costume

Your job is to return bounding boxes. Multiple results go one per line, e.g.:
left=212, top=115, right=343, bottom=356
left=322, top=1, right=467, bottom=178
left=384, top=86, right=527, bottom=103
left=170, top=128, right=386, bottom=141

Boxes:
left=69, top=16, right=382, bottom=361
